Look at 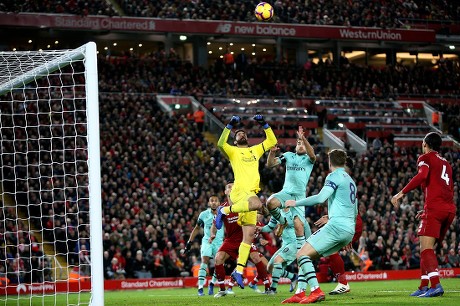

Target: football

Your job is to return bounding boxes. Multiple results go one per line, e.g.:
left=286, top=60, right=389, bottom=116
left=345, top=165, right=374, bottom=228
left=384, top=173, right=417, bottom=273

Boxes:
left=254, top=2, right=274, bottom=21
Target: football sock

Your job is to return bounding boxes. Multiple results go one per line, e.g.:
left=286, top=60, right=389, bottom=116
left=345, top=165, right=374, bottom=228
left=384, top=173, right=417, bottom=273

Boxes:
left=198, top=263, right=208, bottom=289
left=420, top=275, right=429, bottom=289
left=281, top=269, right=296, bottom=280
left=211, top=272, right=217, bottom=285
left=421, top=249, right=440, bottom=288
left=215, top=264, right=226, bottom=291
left=263, top=278, right=270, bottom=291
left=329, top=253, right=347, bottom=285
left=298, top=255, right=319, bottom=292
left=418, top=256, right=429, bottom=289
left=271, top=263, right=283, bottom=290
left=428, top=271, right=440, bottom=288
left=269, top=207, right=286, bottom=224
left=255, top=261, right=268, bottom=281
left=295, top=272, right=307, bottom=293
left=295, top=236, right=308, bottom=292
left=236, top=242, right=251, bottom=273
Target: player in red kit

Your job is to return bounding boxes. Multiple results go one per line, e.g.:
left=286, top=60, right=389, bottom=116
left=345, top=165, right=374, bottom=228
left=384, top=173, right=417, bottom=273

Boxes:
left=211, top=183, right=271, bottom=298
left=391, top=132, right=456, bottom=298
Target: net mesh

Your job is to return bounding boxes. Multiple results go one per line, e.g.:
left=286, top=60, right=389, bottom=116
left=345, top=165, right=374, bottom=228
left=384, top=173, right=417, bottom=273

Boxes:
left=0, top=50, right=91, bottom=305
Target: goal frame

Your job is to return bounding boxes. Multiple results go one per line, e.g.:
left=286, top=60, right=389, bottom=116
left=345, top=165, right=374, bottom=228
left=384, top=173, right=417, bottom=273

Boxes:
left=0, top=42, right=103, bottom=306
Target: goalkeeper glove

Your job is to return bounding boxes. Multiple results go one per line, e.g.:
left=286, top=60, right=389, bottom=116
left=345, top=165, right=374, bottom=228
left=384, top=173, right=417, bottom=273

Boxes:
left=226, top=115, right=241, bottom=129
left=253, top=114, right=269, bottom=129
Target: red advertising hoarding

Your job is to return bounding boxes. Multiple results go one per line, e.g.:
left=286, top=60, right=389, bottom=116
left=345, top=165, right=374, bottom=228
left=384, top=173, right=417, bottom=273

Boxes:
left=0, top=13, right=436, bottom=42
left=2, top=268, right=459, bottom=294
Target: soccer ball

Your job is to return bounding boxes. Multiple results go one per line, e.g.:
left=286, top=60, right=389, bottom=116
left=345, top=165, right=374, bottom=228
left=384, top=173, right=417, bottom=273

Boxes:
left=254, top=2, right=274, bottom=21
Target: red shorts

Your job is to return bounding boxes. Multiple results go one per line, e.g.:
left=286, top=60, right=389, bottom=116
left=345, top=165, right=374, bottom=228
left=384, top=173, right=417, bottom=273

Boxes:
left=417, top=209, right=455, bottom=242
left=352, top=214, right=363, bottom=244
left=218, top=240, right=258, bottom=261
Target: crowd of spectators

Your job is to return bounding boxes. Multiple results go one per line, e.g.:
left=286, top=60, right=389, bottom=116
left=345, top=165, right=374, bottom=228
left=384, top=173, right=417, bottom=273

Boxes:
left=97, top=51, right=460, bottom=141
left=99, top=50, right=460, bottom=101
left=2, top=0, right=458, bottom=31
left=1, top=0, right=116, bottom=16
left=0, top=209, right=52, bottom=284
left=118, top=0, right=458, bottom=29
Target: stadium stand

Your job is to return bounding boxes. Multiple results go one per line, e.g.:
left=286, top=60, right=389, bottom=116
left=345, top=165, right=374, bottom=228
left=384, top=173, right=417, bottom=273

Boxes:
left=1, top=0, right=458, bottom=34
left=0, top=0, right=117, bottom=16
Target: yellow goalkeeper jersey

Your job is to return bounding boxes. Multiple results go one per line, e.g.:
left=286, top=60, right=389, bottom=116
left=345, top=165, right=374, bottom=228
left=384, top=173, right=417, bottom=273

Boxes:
left=217, top=127, right=277, bottom=193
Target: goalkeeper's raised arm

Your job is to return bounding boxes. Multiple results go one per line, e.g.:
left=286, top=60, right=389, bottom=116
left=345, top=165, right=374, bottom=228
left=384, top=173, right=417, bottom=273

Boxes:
left=253, top=114, right=277, bottom=152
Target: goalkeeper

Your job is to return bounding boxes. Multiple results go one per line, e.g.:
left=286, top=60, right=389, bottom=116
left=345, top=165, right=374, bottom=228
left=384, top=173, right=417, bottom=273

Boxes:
left=215, top=114, right=277, bottom=288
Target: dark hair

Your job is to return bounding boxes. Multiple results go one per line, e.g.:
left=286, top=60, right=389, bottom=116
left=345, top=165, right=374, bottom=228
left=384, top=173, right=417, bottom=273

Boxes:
left=424, top=132, right=442, bottom=151
left=345, top=157, right=354, bottom=170
left=328, top=149, right=347, bottom=167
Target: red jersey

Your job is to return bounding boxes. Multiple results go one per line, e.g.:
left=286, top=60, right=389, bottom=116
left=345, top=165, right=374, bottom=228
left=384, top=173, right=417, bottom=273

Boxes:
left=220, top=201, right=243, bottom=242
left=402, top=151, right=455, bottom=213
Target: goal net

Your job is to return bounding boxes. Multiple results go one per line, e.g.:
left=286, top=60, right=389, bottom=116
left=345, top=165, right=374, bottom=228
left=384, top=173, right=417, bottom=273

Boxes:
left=0, top=43, right=103, bottom=305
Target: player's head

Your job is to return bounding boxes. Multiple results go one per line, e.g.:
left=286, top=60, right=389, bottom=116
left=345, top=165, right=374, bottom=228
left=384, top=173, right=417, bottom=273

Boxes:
left=233, top=129, right=248, bottom=146
left=295, top=138, right=307, bottom=155
left=345, top=156, right=354, bottom=175
left=328, top=149, right=347, bottom=169
left=208, top=195, right=220, bottom=210
left=423, top=132, right=442, bottom=153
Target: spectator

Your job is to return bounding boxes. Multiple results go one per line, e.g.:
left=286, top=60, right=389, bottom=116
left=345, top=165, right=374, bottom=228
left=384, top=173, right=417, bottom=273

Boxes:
left=132, top=250, right=153, bottom=279
left=106, top=257, right=126, bottom=280
left=390, top=251, right=404, bottom=270
left=372, top=137, right=382, bottom=150
left=193, top=108, right=205, bottom=132
left=103, top=251, right=111, bottom=279
left=152, top=253, right=166, bottom=278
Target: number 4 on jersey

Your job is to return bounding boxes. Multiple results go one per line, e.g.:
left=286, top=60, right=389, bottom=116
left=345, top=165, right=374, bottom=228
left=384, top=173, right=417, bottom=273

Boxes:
left=441, top=165, right=450, bottom=185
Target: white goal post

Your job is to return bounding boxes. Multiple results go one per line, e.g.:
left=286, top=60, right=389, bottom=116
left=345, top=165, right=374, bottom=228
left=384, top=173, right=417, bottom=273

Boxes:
left=0, top=42, right=103, bottom=305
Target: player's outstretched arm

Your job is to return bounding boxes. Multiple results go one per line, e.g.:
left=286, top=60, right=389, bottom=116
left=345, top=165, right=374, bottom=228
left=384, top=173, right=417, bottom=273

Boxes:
left=217, top=115, right=240, bottom=157
left=253, top=114, right=277, bottom=150
left=401, top=165, right=429, bottom=194
left=188, top=223, right=200, bottom=244
left=391, top=165, right=428, bottom=208
left=182, top=222, right=200, bottom=254
left=297, top=126, right=316, bottom=163
left=209, top=223, right=218, bottom=243
left=266, top=146, right=281, bottom=168
left=286, top=186, right=334, bottom=207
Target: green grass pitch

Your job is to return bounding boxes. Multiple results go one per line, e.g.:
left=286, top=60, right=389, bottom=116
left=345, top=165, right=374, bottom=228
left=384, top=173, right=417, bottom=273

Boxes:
left=3, top=278, right=460, bottom=305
